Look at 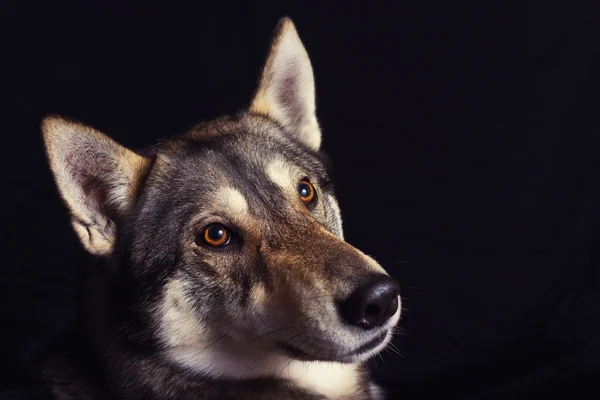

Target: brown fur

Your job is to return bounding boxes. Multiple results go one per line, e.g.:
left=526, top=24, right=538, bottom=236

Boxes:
left=39, top=17, right=400, bottom=400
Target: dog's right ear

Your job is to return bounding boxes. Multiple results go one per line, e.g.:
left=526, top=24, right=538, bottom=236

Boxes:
left=42, top=116, right=152, bottom=256
left=250, top=18, right=321, bottom=151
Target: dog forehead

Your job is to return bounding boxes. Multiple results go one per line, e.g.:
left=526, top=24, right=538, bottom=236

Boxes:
left=143, top=141, right=272, bottom=215
left=141, top=116, right=329, bottom=222
left=155, top=127, right=317, bottom=185
left=155, top=141, right=274, bottom=190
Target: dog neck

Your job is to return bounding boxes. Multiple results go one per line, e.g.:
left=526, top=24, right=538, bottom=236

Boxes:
left=97, top=347, right=375, bottom=400
left=165, top=337, right=366, bottom=399
left=92, top=333, right=373, bottom=400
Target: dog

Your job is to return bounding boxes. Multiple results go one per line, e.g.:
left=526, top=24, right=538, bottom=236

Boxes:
left=39, top=17, right=401, bottom=400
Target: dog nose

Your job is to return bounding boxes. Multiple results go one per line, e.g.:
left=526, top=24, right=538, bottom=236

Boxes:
left=339, top=275, right=400, bottom=330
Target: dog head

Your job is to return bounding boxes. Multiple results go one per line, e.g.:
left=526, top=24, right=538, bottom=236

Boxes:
left=43, top=18, right=401, bottom=380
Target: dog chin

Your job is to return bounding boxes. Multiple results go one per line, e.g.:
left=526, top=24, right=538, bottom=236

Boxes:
left=341, top=329, right=395, bottom=363
left=278, top=327, right=394, bottom=364
left=279, top=304, right=401, bottom=364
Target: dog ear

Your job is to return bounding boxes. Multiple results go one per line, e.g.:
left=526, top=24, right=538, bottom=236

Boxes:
left=42, top=116, right=152, bottom=256
left=250, top=17, right=321, bottom=151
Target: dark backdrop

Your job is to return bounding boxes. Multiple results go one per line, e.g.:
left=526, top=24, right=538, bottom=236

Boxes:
left=2, top=1, right=600, bottom=399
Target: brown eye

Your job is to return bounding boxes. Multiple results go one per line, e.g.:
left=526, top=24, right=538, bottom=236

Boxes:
left=298, top=178, right=316, bottom=204
left=198, top=224, right=231, bottom=247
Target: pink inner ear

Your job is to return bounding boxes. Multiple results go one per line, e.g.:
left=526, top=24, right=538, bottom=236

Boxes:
left=276, top=61, right=308, bottom=128
left=64, top=146, right=118, bottom=219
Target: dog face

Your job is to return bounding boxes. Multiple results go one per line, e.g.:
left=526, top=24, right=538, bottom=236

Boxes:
left=43, top=18, right=400, bottom=380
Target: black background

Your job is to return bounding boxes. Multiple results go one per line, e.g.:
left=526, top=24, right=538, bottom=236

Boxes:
left=2, top=1, right=600, bottom=398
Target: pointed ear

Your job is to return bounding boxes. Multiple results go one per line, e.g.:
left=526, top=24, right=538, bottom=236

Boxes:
left=42, top=116, right=152, bottom=256
left=250, top=17, right=321, bottom=151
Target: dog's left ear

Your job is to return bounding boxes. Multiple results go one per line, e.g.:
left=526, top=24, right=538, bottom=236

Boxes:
left=250, top=17, right=321, bottom=151
left=42, top=116, right=152, bottom=256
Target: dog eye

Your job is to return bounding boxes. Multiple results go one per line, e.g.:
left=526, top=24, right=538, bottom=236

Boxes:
left=298, top=178, right=316, bottom=204
left=197, top=224, right=231, bottom=248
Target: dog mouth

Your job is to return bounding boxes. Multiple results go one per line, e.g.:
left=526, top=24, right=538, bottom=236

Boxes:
left=277, top=330, right=389, bottom=362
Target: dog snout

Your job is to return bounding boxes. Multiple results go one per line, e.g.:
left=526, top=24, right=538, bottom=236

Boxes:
left=338, top=274, right=400, bottom=330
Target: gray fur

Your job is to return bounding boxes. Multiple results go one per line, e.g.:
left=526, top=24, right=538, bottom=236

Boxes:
left=40, top=18, right=399, bottom=400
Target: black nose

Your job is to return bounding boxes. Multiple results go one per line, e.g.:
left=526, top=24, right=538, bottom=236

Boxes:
left=338, top=275, right=400, bottom=330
